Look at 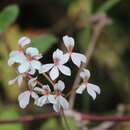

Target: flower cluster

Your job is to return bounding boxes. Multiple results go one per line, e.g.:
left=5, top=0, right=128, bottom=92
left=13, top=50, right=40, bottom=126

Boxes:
left=8, top=35, right=100, bottom=112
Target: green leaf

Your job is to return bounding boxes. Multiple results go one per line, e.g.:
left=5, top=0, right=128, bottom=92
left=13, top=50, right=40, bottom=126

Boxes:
left=31, top=35, right=57, bottom=53
left=97, top=0, right=121, bottom=13
left=0, top=107, right=22, bottom=130
left=0, top=5, right=19, bottom=34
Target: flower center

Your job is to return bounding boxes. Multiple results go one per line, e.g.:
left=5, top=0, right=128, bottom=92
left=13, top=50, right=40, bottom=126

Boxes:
left=54, top=58, right=60, bottom=66
left=43, top=90, right=49, bottom=95
left=19, top=48, right=24, bottom=53
left=82, top=81, right=88, bottom=86
left=55, top=90, right=61, bottom=96
left=27, top=56, right=33, bottom=61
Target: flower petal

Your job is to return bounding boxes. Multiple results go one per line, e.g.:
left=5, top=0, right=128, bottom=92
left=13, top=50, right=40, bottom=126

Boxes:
left=39, top=64, right=54, bottom=73
left=58, top=96, right=69, bottom=110
left=48, top=95, right=57, bottom=104
left=9, top=51, right=21, bottom=57
left=8, top=54, right=26, bottom=66
left=49, top=66, right=59, bottom=80
left=30, top=60, right=41, bottom=70
left=17, top=75, right=23, bottom=87
left=53, top=49, right=63, bottom=60
left=71, top=53, right=87, bottom=67
left=60, top=53, right=70, bottom=64
left=63, top=35, right=75, bottom=50
left=54, top=80, right=65, bottom=91
left=58, top=65, right=71, bottom=76
left=31, top=92, right=39, bottom=100
left=26, top=47, right=39, bottom=56
left=87, top=83, right=101, bottom=94
left=34, top=87, right=43, bottom=93
left=8, top=77, right=17, bottom=86
left=35, top=96, right=47, bottom=107
left=18, top=91, right=30, bottom=109
left=80, top=69, right=91, bottom=80
left=42, top=85, right=51, bottom=92
left=76, top=84, right=86, bottom=94
left=28, top=77, right=37, bottom=88
left=18, top=62, right=29, bottom=73
left=53, top=103, right=61, bottom=112
left=87, top=86, right=97, bottom=100
left=18, top=37, right=31, bottom=47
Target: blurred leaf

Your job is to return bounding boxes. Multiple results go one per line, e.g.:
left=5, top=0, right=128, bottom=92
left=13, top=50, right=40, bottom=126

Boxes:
left=40, top=118, right=58, bottom=130
left=0, top=5, right=19, bottom=34
left=0, top=107, right=22, bottom=130
left=31, top=35, right=57, bottom=53
left=40, top=118, right=77, bottom=130
left=97, top=0, right=121, bottom=13
left=68, top=0, right=93, bottom=19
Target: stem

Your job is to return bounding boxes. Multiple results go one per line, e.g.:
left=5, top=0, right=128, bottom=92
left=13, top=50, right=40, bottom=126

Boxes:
left=68, top=14, right=112, bottom=109
left=61, top=109, right=70, bottom=130
left=43, top=73, right=55, bottom=87
left=1, top=112, right=130, bottom=124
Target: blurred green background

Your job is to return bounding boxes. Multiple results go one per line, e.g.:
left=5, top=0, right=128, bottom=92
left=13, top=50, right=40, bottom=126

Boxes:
left=0, top=0, right=130, bottom=129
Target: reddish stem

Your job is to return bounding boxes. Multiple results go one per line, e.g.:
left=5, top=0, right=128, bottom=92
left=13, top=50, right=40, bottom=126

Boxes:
left=1, top=112, right=130, bottom=125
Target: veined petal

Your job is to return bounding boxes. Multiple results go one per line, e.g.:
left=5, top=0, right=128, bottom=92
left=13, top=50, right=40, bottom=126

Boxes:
left=35, top=96, right=47, bottom=107
left=53, top=49, right=63, bottom=60
left=18, top=61, right=29, bottom=73
left=58, top=96, right=69, bottom=110
left=18, top=91, right=30, bottom=109
left=28, top=77, right=37, bottom=88
left=31, top=92, right=39, bottom=100
left=48, top=95, right=57, bottom=104
left=8, top=54, right=26, bottom=66
left=28, top=68, right=35, bottom=75
left=9, top=51, right=21, bottom=57
left=17, top=75, right=23, bottom=87
left=42, top=85, right=51, bottom=92
left=30, top=60, right=41, bottom=70
left=34, top=54, right=42, bottom=60
left=87, top=86, right=97, bottom=100
left=34, top=87, right=43, bottom=93
left=18, top=37, right=31, bottom=47
left=87, top=83, right=101, bottom=94
left=71, top=53, right=87, bottom=67
left=76, top=84, right=86, bottom=94
left=39, top=64, right=54, bottom=73
left=8, top=77, right=17, bottom=86
left=53, top=103, right=61, bottom=112
left=49, top=66, right=59, bottom=80
left=63, top=35, right=75, bottom=50
left=80, top=69, right=91, bottom=80
left=60, top=53, right=70, bottom=64
left=58, top=65, right=71, bottom=76
left=26, top=47, right=39, bottom=57
left=54, top=80, right=65, bottom=91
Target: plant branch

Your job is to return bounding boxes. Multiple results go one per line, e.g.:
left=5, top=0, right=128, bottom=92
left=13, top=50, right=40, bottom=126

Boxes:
left=68, top=13, right=112, bottom=109
left=1, top=111, right=130, bottom=125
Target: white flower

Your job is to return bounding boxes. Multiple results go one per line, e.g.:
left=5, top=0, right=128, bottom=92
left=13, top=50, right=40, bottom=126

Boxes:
left=28, top=77, right=37, bottom=88
left=18, top=37, right=31, bottom=48
left=8, top=73, right=26, bottom=87
left=63, top=35, right=87, bottom=67
left=9, top=47, right=42, bottom=74
left=18, top=90, right=39, bottom=109
left=8, top=52, right=26, bottom=66
left=39, top=49, right=71, bottom=80
left=76, top=69, right=101, bottom=100
left=34, top=85, right=57, bottom=107
left=53, top=80, right=69, bottom=112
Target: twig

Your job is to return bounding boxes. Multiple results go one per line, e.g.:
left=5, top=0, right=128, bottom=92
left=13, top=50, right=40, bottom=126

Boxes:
left=1, top=111, right=130, bottom=125
left=68, top=13, right=112, bottom=109
left=43, top=73, right=55, bottom=87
